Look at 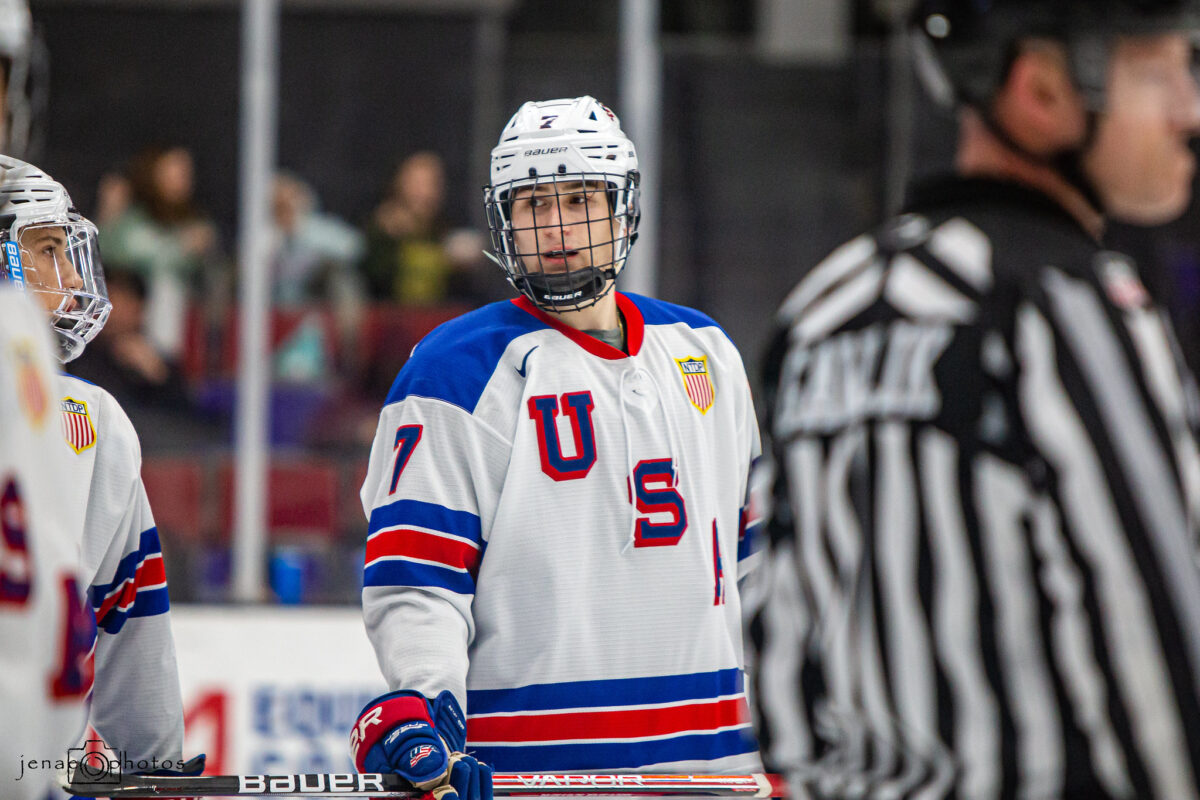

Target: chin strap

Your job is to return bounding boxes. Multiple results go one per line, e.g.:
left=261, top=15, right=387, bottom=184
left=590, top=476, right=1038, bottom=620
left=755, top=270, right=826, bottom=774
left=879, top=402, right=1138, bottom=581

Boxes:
left=519, top=265, right=618, bottom=312
left=980, top=104, right=1105, bottom=214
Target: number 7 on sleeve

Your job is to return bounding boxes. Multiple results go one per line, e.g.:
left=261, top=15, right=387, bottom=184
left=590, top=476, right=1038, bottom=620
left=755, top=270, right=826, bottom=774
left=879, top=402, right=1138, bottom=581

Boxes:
left=389, top=425, right=423, bottom=494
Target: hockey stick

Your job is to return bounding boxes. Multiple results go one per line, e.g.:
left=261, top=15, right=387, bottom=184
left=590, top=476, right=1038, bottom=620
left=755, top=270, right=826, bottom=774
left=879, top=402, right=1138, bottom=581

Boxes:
left=64, top=771, right=788, bottom=798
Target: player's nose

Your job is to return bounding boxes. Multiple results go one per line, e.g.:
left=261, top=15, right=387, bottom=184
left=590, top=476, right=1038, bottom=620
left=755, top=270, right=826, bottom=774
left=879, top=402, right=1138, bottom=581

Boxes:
left=540, top=198, right=573, bottom=229
left=62, top=262, right=84, bottom=292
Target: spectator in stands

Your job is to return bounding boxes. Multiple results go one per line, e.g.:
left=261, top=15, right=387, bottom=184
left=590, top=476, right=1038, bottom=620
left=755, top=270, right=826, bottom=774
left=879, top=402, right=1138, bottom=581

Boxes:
left=67, top=266, right=225, bottom=452
left=94, top=169, right=132, bottom=227
left=67, top=268, right=190, bottom=415
left=361, top=150, right=465, bottom=305
left=271, top=170, right=365, bottom=307
left=98, top=145, right=223, bottom=359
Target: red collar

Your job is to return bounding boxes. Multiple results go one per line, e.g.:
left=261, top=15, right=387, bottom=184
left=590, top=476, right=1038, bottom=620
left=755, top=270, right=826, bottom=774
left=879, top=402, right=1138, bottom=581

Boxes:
left=512, top=293, right=644, bottom=359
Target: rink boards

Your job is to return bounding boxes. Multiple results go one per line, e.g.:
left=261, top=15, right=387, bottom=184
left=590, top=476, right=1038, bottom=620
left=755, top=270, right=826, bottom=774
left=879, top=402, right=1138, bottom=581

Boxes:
left=173, top=605, right=387, bottom=775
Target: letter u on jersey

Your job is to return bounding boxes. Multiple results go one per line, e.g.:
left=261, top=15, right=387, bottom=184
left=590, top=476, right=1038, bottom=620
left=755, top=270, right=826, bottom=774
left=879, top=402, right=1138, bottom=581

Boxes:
left=527, top=392, right=597, bottom=480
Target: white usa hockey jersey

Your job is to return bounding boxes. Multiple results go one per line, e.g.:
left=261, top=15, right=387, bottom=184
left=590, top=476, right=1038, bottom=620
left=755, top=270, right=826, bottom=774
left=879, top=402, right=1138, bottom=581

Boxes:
left=56, top=371, right=184, bottom=769
left=0, top=289, right=91, bottom=800
left=361, top=293, right=763, bottom=773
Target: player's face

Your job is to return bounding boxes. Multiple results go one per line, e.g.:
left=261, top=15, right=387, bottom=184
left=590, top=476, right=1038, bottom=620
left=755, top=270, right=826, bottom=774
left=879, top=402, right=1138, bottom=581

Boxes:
left=509, top=181, right=617, bottom=275
left=17, top=225, right=83, bottom=314
left=1085, top=33, right=1200, bottom=225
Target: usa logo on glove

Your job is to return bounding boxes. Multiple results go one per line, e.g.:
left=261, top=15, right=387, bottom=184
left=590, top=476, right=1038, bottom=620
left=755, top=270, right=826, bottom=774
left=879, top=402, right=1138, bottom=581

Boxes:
left=410, top=745, right=435, bottom=769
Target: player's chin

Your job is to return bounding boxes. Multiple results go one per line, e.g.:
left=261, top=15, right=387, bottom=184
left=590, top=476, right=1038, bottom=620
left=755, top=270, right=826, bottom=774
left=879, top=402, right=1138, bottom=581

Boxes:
left=534, top=257, right=577, bottom=274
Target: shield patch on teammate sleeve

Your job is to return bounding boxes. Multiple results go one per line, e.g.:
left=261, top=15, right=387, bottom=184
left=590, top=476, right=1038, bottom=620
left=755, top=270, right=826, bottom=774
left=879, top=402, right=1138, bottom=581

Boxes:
left=61, top=397, right=96, bottom=454
left=13, top=341, right=49, bottom=428
left=676, top=355, right=715, bottom=414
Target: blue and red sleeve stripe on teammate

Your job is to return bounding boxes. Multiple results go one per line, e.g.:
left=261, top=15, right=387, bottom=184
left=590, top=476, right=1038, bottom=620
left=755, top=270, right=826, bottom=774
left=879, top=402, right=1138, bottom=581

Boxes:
left=88, top=527, right=170, bottom=634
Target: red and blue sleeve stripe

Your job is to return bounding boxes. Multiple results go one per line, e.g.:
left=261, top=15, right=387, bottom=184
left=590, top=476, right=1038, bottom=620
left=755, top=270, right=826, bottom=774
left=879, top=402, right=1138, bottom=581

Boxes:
left=364, top=498, right=484, bottom=595
left=88, top=527, right=170, bottom=634
left=465, top=668, right=757, bottom=771
left=738, top=455, right=766, bottom=565
left=738, top=506, right=763, bottom=564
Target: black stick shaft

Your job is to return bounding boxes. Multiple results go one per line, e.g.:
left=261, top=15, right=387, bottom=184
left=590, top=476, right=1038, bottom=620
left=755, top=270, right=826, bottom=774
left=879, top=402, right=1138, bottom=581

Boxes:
left=64, top=771, right=786, bottom=798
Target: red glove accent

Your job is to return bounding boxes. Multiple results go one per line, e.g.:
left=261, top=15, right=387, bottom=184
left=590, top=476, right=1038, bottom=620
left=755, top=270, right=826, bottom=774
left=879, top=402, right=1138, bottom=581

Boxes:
left=350, top=692, right=435, bottom=773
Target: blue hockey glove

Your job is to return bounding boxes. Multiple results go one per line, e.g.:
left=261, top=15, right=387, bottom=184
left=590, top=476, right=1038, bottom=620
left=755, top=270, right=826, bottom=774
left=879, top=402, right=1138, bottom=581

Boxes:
left=434, top=752, right=494, bottom=800
left=350, top=690, right=469, bottom=790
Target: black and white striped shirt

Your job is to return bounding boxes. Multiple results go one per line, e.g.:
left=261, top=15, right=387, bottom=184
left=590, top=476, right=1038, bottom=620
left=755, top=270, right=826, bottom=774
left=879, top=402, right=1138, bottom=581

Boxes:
left=747, top=177, right=1200, bottom=800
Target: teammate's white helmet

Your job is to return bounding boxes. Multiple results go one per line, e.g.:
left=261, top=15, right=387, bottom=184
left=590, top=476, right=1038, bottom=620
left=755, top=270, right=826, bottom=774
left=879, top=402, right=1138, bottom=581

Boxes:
left=484, top=96, right=640, bottom=312
left=0, top=156, right=111, bottom=363
left=0, top=0, right=33, bottom=155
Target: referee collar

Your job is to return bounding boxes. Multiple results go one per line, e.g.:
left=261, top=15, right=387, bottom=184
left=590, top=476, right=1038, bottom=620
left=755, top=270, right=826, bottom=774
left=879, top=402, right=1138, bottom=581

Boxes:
left=904, top=175, right=1095, bottom=243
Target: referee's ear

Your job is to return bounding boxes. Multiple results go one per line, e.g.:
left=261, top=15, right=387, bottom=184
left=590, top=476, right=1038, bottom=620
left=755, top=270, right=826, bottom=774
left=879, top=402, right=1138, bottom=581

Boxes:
left=992, top=41, right=1090, bottom=156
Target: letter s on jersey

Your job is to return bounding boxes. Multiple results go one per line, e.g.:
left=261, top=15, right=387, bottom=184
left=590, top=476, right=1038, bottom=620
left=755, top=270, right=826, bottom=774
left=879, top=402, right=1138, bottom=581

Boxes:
left=1, top=476, right=31, bottom=603
left=630, top=459, right=687, bottom=547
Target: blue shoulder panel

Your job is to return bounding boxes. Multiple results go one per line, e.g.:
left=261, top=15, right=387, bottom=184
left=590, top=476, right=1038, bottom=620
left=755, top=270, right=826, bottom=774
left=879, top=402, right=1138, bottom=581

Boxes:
left=384, top=301, right=546, bottom=413
left=59, top=372, right=97, bottom=388
left=623, top=292, right=724, bottom=333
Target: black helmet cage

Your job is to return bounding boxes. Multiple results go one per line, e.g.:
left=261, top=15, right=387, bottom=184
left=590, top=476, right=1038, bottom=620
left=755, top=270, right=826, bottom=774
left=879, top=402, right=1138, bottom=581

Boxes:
left=484, top=168, right=641, bottom=313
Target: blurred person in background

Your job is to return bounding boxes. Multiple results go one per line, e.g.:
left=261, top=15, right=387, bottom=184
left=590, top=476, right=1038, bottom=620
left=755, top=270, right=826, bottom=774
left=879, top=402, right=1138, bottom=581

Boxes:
left=99, top=144, right=223, bottom=360
left=0, top=15, right=89, bottom=782
left=67, top=268, right=191, bottom=420
left=748, top=1, right=1200, bottom=799
left=270, top=171, right=366, bottom=384
left=350, top=96, right=761, bottom=797
left=362, top=150, right=478, bottom=305
left=0, top=284, right=91, bottom=800
left=0, top=0, right=32, bottom=155
left=271, top=170, right=365, bottom=307
left=94, top=168, right=133, bottom=228
left=0, top=156, right=202, bottom=785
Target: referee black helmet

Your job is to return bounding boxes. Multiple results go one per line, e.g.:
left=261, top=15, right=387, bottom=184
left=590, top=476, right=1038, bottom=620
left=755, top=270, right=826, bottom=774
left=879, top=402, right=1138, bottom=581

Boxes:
left=911, top=0, right=1200, bottom=110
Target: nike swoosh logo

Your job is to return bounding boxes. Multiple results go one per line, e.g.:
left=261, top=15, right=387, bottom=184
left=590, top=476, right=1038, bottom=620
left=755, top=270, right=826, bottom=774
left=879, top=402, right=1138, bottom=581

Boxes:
left=516, top=345, right=538, bottom=378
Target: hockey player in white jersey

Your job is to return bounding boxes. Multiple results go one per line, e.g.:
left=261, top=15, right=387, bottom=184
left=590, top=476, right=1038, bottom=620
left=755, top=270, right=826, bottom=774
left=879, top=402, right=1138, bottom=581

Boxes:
left=0, top=156, right=201, bottom=783
left=351, top=96, right=762, bottom=793
left=0, top=286, right=91, bottom=800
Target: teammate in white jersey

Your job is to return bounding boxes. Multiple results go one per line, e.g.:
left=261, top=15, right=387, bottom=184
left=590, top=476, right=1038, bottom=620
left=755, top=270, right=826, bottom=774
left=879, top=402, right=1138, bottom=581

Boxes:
left=351, top=97, right=763, bottom=794
left=0, top=156, right=201, bottom=784
left=0, top=286, right=91, bottom=800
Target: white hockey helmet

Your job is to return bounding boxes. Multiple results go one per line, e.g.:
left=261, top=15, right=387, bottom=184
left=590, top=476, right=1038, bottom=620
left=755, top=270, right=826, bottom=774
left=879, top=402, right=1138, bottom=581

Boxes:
left=484, top=96, right=640, bottom=312
left=0, top=0, right=32, bottom=155
left=0, top=156, right=111, bottom=363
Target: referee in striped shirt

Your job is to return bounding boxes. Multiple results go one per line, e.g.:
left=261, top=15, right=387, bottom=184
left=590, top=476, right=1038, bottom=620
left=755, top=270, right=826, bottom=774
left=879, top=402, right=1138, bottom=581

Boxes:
left=747, top=2, right=1200, bottom=798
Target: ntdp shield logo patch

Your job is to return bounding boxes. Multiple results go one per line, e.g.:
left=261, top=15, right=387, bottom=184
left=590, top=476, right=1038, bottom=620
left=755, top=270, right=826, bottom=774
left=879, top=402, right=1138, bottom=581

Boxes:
left=676, top=355, right=715, bottom=414
left=61, top=397, right=96, bottom=454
